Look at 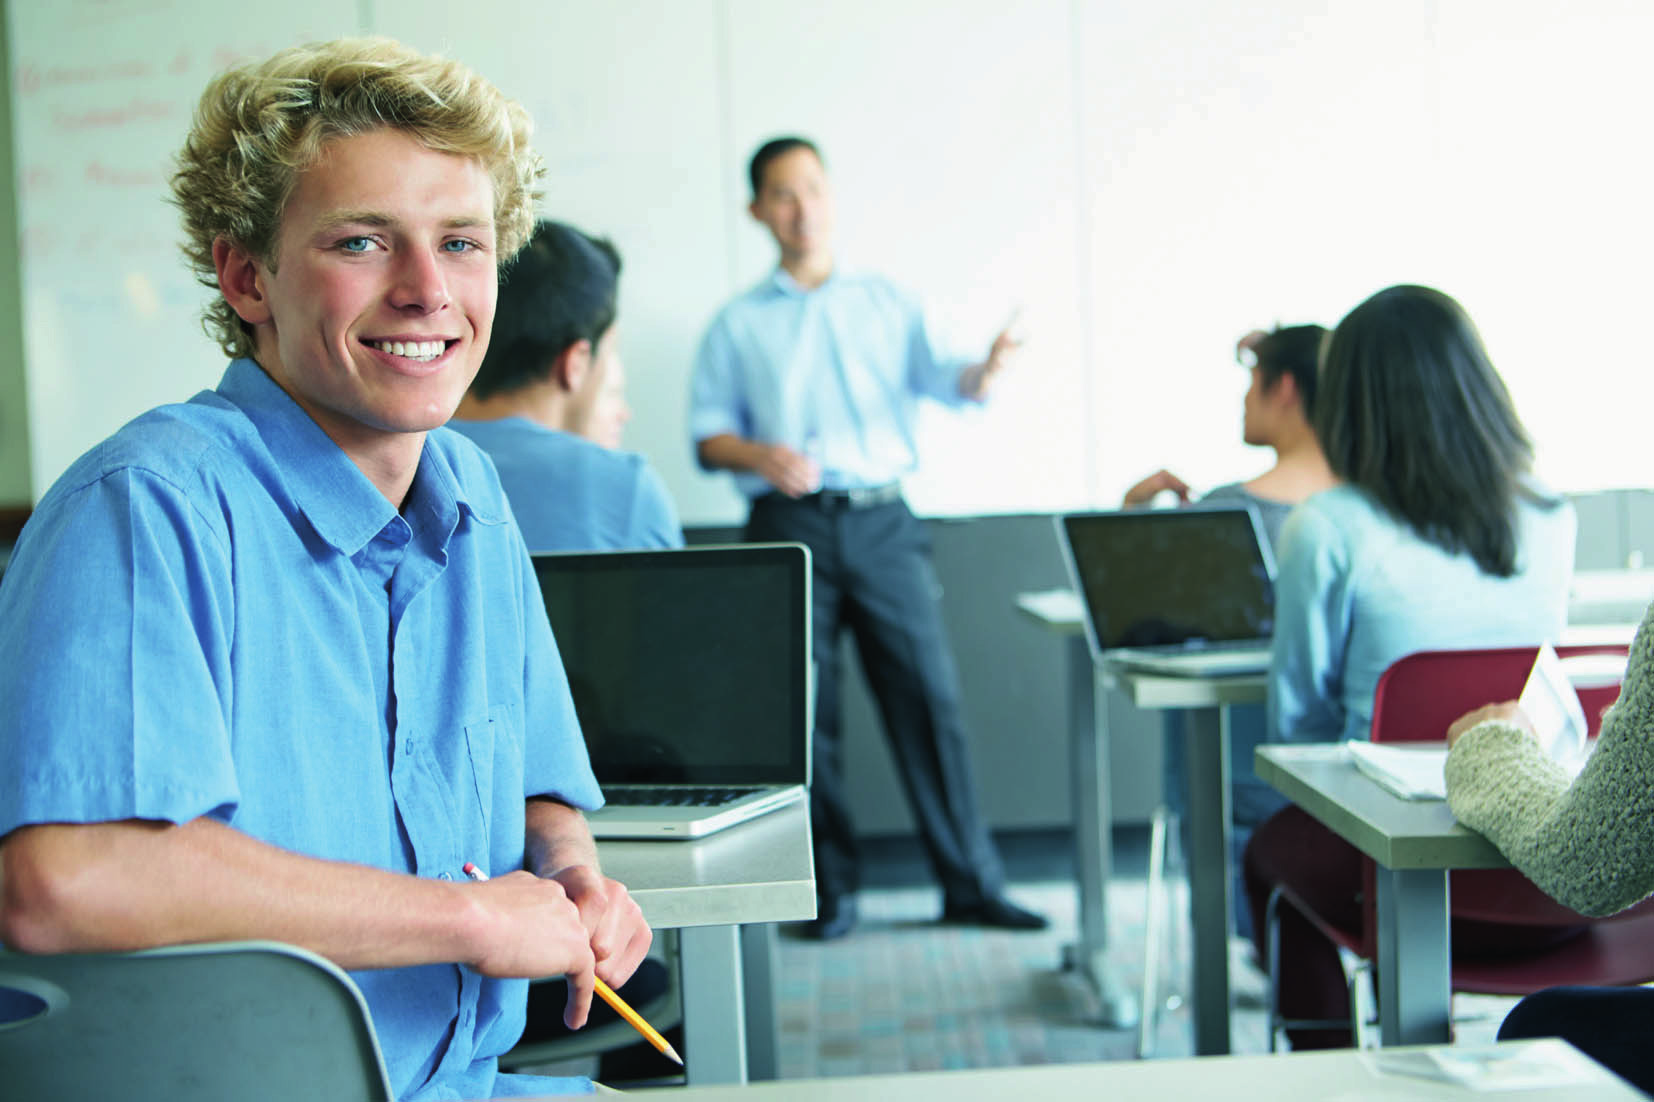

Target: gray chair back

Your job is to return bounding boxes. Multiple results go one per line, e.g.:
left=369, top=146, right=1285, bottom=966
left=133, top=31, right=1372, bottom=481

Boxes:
left=0, top=940, right=393, bottom=1102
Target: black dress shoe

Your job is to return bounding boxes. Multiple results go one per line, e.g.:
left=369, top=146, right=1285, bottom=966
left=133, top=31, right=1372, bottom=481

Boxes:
left=799, top=894, right=858, bottom=940
left=941, top=895, right=1049, bottom=931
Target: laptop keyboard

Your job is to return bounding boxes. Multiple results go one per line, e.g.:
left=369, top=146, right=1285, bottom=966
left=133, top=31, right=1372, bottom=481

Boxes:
left=601, top=785, right=763, bottom=808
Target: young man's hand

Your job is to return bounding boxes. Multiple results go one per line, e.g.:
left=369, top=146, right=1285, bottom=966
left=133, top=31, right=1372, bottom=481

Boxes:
left=754, top=442, right=822, bottom=497
left=550, top=864, right=653, bottom=989
left=463, top=871, right=598, bottom=1027
left=1122, top=469, right=1192, bottom=508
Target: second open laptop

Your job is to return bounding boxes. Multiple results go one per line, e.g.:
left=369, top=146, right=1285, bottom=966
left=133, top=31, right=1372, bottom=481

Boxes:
left=531, top=543, right=812, bottom=839
left=1057, top=505, right=1277, bottom=676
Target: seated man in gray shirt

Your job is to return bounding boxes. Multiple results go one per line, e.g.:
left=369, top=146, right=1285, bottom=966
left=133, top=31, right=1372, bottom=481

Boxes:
left=450, top=220, right=682, bottom=551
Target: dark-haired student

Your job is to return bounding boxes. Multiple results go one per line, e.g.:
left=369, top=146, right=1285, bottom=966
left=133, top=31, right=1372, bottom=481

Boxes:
left=1244, top=284, right=1576, bottom=1049
left=689, top=135, right=1043, bottom=940
left=450, top=220, right=682, bottom=551
left=1123, top=324, right=1333, bottom=549
left=1122, top=324, right=1335, bottom=938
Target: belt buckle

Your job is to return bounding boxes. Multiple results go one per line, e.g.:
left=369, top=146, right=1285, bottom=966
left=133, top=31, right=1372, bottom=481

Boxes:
left=847, top=484, right=897, bottom=509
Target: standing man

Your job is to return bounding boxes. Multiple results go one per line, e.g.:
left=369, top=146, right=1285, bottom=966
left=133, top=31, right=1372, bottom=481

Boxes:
left=689, top=136, right=1045, bottom=940
left=0, top=39, right=648, bottom=1100
left=450, top=220, right=682, bottom=551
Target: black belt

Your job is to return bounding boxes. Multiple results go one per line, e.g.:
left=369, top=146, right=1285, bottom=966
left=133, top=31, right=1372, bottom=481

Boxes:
left=799, top=483, right=904, bottom=510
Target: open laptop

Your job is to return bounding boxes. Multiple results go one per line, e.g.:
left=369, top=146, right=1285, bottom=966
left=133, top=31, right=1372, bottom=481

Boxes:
left=1057, top=506, right=1277, bottom=676
left=531, top=543, right=812, bottom=839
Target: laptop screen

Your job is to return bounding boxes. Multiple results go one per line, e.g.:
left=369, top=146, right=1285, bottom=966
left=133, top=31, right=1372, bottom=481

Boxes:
left=531, top=544, right=810, bottom=787
left=1059, top=506, right=1276, bottom=653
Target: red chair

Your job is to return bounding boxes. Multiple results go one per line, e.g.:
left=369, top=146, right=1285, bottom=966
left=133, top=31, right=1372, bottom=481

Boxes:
left=1265, top=641, right=1654, bottom=1049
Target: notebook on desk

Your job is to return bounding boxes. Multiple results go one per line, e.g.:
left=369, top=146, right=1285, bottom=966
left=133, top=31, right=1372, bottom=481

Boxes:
left=1057, top=506, right=1277, bottom=676
left=531, top=543, right=812, bottom=839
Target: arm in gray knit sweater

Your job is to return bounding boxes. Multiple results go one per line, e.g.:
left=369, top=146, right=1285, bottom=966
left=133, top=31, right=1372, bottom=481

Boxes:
left=1445, top=600, right=1654, bottom=918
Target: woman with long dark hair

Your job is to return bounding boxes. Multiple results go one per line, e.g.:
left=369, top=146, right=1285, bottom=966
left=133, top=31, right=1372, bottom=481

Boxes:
left=1246, top=284, right=1577, bottom=1048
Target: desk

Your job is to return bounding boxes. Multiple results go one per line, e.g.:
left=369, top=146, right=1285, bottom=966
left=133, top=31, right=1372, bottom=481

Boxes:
left=1106, top=665, right=1266, bottom=1057
left=545, top=1039, right=1638, bottom=1100
left=598, top=799, right=815, bottom=1085
left=1016, top=590, right=1265, bottom=1052
left=1014, top=591, right=1137, bottom=1030
left=1252, top=743, right=1507, bottom=1046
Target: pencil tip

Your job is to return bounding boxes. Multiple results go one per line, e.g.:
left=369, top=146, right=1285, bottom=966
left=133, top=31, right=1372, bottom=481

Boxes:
left=665, top=1044, right=685, bottom=1066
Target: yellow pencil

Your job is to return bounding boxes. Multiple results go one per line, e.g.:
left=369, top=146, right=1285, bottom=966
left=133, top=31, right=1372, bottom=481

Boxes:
left=594, top=975, right=683, bottom=1066
left=462, top=862, right=683, bottom=1067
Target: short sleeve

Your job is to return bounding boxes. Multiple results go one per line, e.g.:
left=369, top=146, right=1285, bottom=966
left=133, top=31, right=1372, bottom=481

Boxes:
left=629, top=462, right=685, bottom=550
left=687, top=314, right=748, bottom=454
left=0, top=468, right=240, bottom=838
left=1268, top=503, right=1354, bottom=743
left=899, top=289, right=973, bottom=408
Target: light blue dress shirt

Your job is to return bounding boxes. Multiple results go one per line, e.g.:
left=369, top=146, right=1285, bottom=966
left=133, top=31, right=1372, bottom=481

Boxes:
left=0, top=359, right=602, bottom=1101
left=689, top=267, right=974, bottom=497
left=1269, top=483, right=1576, bottom=744
left=447, top=417, right=682, bottom=552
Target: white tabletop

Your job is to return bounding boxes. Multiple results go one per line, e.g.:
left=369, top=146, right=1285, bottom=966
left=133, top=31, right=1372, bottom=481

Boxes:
left=537, top=1039, right=1637, bottom=1100
left=597, top=799, right=816, bottom=930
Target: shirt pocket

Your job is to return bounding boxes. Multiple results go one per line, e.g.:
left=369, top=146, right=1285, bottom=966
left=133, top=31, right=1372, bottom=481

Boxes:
left=462, top=703, right=522, bottom=842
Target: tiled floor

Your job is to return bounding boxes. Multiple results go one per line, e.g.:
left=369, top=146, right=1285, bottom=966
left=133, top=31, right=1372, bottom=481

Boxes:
left=771, top=827, right=1515, bottom=1078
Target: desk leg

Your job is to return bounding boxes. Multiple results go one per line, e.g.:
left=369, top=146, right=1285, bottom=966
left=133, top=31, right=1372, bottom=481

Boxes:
left=679, top=924, right=747, bottom=1084
left=740, top=923, right=779, bottom=1080
left=1183, top=704, right=1233, bottom=1056
left=1065, top=640, right=1139, bottom=1029
left=1376, top=867, right=1451, bottom=1046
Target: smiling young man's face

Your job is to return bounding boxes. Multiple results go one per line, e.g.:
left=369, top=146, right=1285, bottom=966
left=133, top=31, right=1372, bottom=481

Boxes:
left=228, top=126, right=499, bottom=463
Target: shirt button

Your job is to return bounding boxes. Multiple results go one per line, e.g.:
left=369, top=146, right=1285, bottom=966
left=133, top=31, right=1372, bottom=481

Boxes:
left=438, top=871, right=452, bottom=881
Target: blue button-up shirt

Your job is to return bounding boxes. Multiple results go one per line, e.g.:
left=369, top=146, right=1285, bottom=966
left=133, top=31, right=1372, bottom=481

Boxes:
left=689, top=267, right=974, bottom=497
left=0, top=359, right=602, bottom=1101
left=448, top=417, right=683, bottom=552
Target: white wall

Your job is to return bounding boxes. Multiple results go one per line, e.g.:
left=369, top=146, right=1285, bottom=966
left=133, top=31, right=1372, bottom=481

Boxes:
left=9, top=0, right=1654, bottom=513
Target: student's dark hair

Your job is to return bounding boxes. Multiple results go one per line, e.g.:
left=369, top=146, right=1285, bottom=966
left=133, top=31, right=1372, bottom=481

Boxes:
left=468, top=220, right=621, bottom=401
left=749, top=136, right=822, bottom=198
left=1253, top=324, right=1326, bottom=415
left=1315, top=284, right=1543, bottom=578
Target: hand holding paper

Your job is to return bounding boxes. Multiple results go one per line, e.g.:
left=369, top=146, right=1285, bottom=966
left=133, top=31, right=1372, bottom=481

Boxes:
left=1355, top=644, right=1625, bottom=801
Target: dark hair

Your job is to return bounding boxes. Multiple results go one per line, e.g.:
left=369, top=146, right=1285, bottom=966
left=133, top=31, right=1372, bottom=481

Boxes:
left=749, top=136, right=822, bottom=198
left=1315, top=284, right=1538, bottom=577
left=469, top=220, right=621, bottom=401
left=1253, top=324, right=1325, bottom=415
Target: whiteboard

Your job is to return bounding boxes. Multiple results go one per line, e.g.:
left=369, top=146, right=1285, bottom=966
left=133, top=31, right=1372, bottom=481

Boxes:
left=7, top=0, right=362, bottom=499
left=10, top=0, right=1654, bottom=516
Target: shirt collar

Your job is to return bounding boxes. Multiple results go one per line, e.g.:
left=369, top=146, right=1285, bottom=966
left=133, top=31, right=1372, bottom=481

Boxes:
left=215, top=358, right=490, bottom=556
left=766, top=260, right=853, bottom=297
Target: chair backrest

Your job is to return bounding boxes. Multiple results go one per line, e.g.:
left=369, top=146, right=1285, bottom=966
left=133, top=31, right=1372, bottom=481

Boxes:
left=0, top=940, right=393, bottom=1102
left=1364, top=641, right=1632, bottom=941
left=1370, top=642, right=1628, bottom=745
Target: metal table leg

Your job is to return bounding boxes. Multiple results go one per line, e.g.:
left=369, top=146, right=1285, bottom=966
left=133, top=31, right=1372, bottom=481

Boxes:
left=739, top=923, right=779, bottom=1080
left=1065, top=639, right=1140, bottom=1029
left=679, top=924, right=747, bottom=1084
left=1376, top=866, right=1452, bottom=1046
left=1183, top=704, right=1233, bottom=1055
